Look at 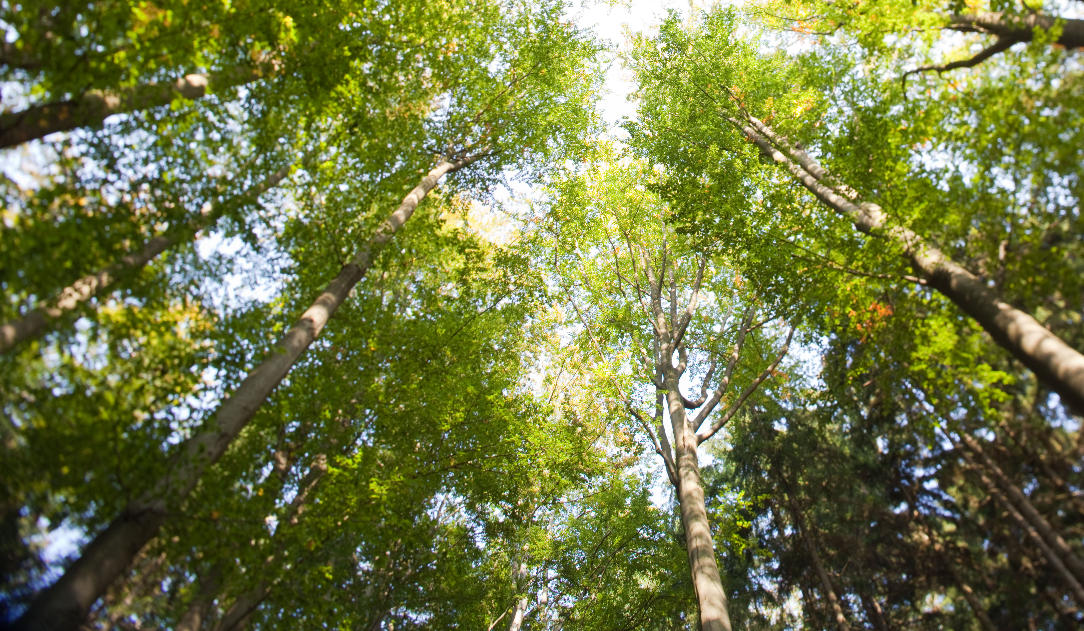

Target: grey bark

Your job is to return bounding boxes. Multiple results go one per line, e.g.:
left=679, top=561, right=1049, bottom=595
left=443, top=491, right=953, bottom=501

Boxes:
left=0, top=64, right=267, bottom=148
left=732, top=114, right=1084, bottom=414
left=507, top=560, right=530, bottom=631
left=0, top=164, right=291, bottom=354
left=949, top=11, right=1084, bottom=49
left=667, top=388, right=732, bottom=631
left=10, top=156, right=474, bottom=631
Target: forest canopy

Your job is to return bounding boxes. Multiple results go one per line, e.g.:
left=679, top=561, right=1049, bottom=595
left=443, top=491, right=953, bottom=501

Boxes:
left=0, top=0, right=1082, bottom=629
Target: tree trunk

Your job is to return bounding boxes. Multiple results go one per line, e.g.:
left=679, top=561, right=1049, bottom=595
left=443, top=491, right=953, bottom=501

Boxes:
left=948, top=568, right=996, bottom=631
left=0, top=164, right=291, bottom=354
left=666, top=388, right=732, bottom=631
left=211, top=456, right=327, bottom=631
left=859, top=593, right=890, bottom=631
left=958, top=431, right=1084, bottom=586
left=786, top=496, right=851, bottom=631
left=10, top=156, right=472, bottom=631
left=948, top=12, right=1084, bottom=49
left=960, top=448, right=1084, bottom=604
left=507, top=560, right=530, bottom=631
left=732, top=115, right=1084, bottom=414
left=0, top=63, right=267, bottom=148
left=175, top=568, right=222, bottom=631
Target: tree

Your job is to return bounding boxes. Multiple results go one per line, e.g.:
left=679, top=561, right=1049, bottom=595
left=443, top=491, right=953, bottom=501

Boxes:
left=543, top=159, right=793, bottom=630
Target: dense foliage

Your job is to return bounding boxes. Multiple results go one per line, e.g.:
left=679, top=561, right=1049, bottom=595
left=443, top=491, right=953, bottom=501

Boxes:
left=1, top=1, right=1081, bottom=629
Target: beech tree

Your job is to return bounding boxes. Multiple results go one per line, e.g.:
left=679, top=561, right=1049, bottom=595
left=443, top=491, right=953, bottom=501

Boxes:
left=2, top=1, right=1082, bottom=629
left=543, top=160, right=794, bottom=630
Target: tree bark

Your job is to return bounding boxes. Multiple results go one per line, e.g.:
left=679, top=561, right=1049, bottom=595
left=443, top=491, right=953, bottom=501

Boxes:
left=10, top=156, right=473, bottom=631
left=0, top=63, right=270, bottom=148
left=667, top=388, right=732, bottom=631
left=732, top=115, right=1084, bottom=414
left=507, top=560, right=530, bottom=631
left=0, top=164, right=291, bottom=354
left=960, top=448, right=1084, bottom=605
left=948, top=11, right=1084, bottom=49
left=175, top=567, right=222, bottom=631
left=946, top=565, right=997, bottom=631
left=958, top=431, right=1084, bottom=586
left=785, top=496, right=851, bottom=631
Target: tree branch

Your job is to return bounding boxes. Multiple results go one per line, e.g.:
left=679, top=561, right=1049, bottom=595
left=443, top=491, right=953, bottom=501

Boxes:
left=696, top=326, right=794, bottom=445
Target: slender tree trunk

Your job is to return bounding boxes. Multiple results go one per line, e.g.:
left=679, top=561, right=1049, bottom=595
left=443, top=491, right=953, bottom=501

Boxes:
left=175, top=568, right=222, bottom=631
left=957, top=431, right=1084, bottom=586
left=211, top=456, right=327, bottom=631
left=10, top=156, right=473, bottom=631
left=0, top=63, right=267, bottom=148
left=732, top=115, right=1084, bottom=413
left=0, top=164, right=291, bottom=354
left=666, top=388, right=732, bottom=631
left=860, top=593, right=890, bottom=631
left=947, top=567, right=996, bottom=631
left=507, top=560, right=530, bottom=631
left=960, top=448, right=1084, bottom=604
left=786, top=497, right=851, bottom=631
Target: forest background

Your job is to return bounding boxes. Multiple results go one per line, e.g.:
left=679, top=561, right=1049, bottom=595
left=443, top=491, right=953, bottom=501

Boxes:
left=0, top=0, right=1082, bottom=630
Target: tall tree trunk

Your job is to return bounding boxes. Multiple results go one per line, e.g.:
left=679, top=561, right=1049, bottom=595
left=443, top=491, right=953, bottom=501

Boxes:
left=0, top=164, right=292, bottom=354
left=859, top=593, right=890, bottom=631
left=0, top=63, right=267, bottom=148
left=10, top=156, right=475, bottom=631
left=211, top=456, right=327, bottom=631
left=507, top=560, right=530, bottom=631
left=666, top=388, right=732, bottom=631
left=175, top=568, right=222, bottom=631
left=959, top=447, right=1084, bottom=604
left=946, top=565, right=996, bottom=631
left=732, top=115, right=1084, bottom=413
left=785, top=496, right=851, bottom=631
left=957, top=431, right=1084, bottom=586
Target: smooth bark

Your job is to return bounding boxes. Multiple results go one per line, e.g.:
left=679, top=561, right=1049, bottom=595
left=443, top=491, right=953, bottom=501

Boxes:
left=0, top=164, right=291, bottom=354
left=0, top=63, right=265, bottom=148
left=949, top=11, right=1084, bottom=49
left=11, top=156, right=472, bottom=631
left=667, top=388, right=732, bottom=631
left=732, top=114, right=1084, bottom=413
left=507, top=560, right=530, bottom=631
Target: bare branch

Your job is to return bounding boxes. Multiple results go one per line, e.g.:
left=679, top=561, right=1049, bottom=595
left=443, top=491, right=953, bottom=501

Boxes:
left=673, top=256, right=708, bottom=351
left=901, top=38, right=1014, bottom=89
left=690, top=304, right=757, bottom=429
left=696, top=327, right=795, bottom=445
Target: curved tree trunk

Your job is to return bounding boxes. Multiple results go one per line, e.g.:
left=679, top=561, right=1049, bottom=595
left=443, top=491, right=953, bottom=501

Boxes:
left=0, top=63, right=267, bottom=148
left=0, top=163, right=291, bottom=354
left=666, top=388, right=732, bottom=631
left=10, top=156, right=474, bottom=631
left=732, top=114, right=1084, bottom=414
